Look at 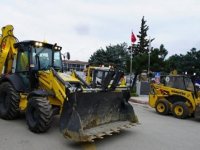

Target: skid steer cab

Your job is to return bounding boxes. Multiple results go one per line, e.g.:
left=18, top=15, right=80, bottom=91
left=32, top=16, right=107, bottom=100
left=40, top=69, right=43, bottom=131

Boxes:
left=0, top=25, right=138, bottom=142
left=149, top=75, right=200, bottom=119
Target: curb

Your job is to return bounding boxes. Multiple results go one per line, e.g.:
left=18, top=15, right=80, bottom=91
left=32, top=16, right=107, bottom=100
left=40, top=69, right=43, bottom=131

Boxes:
left=129, top=98, right=148, bottom=105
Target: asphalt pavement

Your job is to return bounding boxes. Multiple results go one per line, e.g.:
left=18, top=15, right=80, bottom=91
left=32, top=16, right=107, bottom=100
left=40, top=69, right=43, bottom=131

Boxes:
left=1, top=95, right=200, bottom=150
left=1, top=102, right=200, bottom=150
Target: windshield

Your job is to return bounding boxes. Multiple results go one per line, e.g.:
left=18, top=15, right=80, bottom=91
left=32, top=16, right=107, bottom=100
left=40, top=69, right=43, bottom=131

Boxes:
left=184, top=77, right=194, bottom=91
left=163, top=76, right=194, bottom=91
left=166, top=76, right=185, bottom=89
left=31, top=47, right=62, bottom=70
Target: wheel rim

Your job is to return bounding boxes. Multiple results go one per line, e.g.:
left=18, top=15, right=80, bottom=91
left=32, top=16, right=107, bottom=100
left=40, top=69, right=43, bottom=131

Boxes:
left=174, top=105, right=184, bottom=116
left=156, top=103, right=165, bottom=113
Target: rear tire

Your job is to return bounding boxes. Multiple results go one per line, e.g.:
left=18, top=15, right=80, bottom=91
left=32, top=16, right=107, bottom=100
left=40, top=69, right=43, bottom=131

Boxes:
left=155, top=99, right=170, bottom=115
left=26, top=97, right=53, bottom=133
left=0, top=82, right=20, bottom=119
left=172, top=102, right=189, bottom=119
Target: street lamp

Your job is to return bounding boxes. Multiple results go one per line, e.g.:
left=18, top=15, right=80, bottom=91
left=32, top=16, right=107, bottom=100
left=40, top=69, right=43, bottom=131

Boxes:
left=148, top=37, right=151, bottom=81
left=118, top=55, right=122, bottom=71
left=118, top=55, right=126, bottom=72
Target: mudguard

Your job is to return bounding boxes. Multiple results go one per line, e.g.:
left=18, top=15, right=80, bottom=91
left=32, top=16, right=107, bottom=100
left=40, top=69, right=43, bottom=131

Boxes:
left=27, top=89, right=54, bottom=100
left=0, top=74, right=26, bottom=92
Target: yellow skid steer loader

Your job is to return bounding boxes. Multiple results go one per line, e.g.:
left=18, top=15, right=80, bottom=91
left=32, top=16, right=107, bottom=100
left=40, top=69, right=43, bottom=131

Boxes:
left=149, top=75, right=200, bottom=119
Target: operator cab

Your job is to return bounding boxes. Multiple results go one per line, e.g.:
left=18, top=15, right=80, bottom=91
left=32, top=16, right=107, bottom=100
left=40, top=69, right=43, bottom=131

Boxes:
left=14, top=40, right=63, bottom=72
left=13, top=40, right=63, bottom=91
left=161, top=75, right=195, bottom=92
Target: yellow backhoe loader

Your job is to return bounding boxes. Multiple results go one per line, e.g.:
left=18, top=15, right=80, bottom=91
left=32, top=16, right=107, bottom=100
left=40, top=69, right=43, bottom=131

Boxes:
left=149, top=75, right=200, bottom=119
left=0, top=25, right=138, bottom=142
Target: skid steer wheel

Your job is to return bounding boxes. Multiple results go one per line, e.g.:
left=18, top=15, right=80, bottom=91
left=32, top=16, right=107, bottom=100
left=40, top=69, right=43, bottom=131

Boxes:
left=155, top=99, right=170, bottom=115
left=172, top=102, right=189, bottom=119
left=26, top=97, right=53, bottom=133
left=0, top=82, right=20, bottom=120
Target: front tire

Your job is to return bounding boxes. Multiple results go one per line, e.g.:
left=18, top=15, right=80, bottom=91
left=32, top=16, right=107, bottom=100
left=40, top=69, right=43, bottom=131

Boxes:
left=155, top=99, right=170, bottom=115
left=0, top=82, right=20, bottom=119
left=172, top=102, right=189, bottom=119
left=26, top=97, right=53, bottom=133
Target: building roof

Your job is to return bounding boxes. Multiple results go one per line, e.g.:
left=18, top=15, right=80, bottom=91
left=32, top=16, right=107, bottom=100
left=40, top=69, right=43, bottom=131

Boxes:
left=63, top=60, right=88, bottom=65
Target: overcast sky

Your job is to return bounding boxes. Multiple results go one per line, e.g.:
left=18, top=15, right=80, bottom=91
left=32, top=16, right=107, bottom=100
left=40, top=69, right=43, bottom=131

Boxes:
left=1, top=0, right=200, bottom=61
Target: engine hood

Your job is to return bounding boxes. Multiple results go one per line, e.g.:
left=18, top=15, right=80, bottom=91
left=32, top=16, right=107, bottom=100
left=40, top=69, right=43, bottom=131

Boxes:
left=57, top=72, right=80, bottom=83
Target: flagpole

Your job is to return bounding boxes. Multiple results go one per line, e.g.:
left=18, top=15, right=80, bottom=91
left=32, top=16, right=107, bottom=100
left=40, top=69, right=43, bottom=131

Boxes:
left=130, top=45, right=133, bottom=86
left=130, top=31, right=136, bottom=87
left=148, top=48, right=150, bottom=77
left=148, top=37, right=151, bottom=81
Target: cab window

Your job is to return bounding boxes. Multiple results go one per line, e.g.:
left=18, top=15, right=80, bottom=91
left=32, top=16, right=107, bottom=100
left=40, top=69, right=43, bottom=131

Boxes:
left=16, top=51, right=29, bottom=72
left=53, top=51, right=62, bottom=69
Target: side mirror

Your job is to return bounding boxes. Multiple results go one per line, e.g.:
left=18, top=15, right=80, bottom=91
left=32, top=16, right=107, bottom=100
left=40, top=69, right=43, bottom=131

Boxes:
left=67, top=52, right=70, bottom=60
left=62, top=52, right=70, bottom=60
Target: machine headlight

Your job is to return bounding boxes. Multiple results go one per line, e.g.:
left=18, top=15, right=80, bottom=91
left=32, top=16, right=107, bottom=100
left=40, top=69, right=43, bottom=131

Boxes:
left=35, top=42, right=43, bottom=47
left=54, top=46, right=62, bottom=50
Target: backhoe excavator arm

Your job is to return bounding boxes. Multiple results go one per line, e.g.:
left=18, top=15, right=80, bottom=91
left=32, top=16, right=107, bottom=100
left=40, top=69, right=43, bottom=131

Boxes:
left=0, top=25, right=18, bottom=75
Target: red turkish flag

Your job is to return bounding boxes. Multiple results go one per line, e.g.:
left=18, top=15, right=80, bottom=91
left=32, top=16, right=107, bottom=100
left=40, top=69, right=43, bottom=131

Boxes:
left=131, top=32, right=136, bottom=43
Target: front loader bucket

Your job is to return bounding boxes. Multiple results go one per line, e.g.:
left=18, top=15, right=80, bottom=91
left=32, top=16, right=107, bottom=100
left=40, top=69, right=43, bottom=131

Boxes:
left=60, top=91, right=138, bottom=142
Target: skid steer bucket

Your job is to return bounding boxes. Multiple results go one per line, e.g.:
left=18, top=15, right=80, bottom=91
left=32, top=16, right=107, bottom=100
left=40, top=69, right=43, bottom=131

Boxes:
left=60, top=90, right=138, bottom=142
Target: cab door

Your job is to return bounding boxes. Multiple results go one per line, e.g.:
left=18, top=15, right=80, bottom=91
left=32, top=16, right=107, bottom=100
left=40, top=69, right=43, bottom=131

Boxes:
left=15, top=50, right=31, bottom=92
